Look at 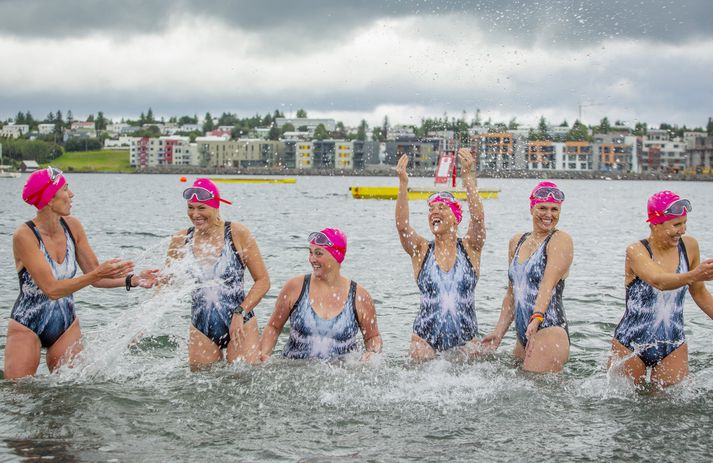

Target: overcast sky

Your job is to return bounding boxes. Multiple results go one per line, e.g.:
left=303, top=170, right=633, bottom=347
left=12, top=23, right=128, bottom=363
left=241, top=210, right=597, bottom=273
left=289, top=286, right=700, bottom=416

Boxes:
left=1, top=0, right=712, bottom=128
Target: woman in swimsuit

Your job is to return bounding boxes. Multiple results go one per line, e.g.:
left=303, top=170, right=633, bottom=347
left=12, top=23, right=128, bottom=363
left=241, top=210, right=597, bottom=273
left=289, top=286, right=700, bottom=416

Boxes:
left=5, top=167, right=157, bottom=379
left=165, top=178, right=269, bottom=368
left=482, top=181, right=572, bottom=373
left=395, top=149, right=486, bottom=361
left=610, top=190, right=713, bottom=387
left=260, top=228, right=382, bottom=361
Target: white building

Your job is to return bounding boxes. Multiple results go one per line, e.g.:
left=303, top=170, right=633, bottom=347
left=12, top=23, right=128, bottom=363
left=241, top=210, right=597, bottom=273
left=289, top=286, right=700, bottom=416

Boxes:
left=554, top=141, right=594, bottom=171
left=642, top=139, right=687, bottom=172
left=105, top=136, right=137, bottom=150
left=275, top=118, right=336, bottom=132
left=1, top=124, right=29, bottom=138
left=38, top=124, right=56, bottom=135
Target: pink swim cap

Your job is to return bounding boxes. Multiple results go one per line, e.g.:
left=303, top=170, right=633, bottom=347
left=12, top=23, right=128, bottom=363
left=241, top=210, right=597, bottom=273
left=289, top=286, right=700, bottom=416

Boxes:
left=22, top=167, right=67, bottom=209
left=428, top=197, right=463, bottom=224
left=530, top=181, right=564, bottom=209
left=646, top=190, right=687, bottom=225
left=309, top=228, right=347, bottom=264
left=183, top=178, right=231, bottom=209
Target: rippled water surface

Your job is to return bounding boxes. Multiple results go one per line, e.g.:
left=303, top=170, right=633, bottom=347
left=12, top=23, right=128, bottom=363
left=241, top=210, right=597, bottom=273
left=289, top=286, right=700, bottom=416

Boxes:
left=1, top=174, right=712, bottom=462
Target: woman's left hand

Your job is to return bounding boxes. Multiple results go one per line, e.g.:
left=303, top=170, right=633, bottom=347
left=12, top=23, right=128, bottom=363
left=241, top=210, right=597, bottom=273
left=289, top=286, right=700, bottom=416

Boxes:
left=524, top=319, right=541, bottom=353
left=458, top=148, right=475, bottom=176
left=230, top=313, right=245, bottom=339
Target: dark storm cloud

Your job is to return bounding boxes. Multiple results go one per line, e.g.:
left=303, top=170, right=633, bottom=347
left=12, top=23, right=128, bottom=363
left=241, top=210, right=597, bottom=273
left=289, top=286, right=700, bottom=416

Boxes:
left=1, top=0, right=711, bottom=47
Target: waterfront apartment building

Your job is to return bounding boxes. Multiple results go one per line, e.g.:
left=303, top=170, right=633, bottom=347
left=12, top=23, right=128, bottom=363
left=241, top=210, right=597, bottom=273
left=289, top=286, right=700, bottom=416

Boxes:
left=295, top=141, right=313, bottom=169
left=197, top=138, right=283, bottom=168
left=526, top=141, right=556, bottom=170
left=640, top=139, right=686, bottom=173
left=383, top=137, right=439, bottom=167
left=471, top=131, right=527, bottom=171
left=687, top=136, right=713, bottom=174
left=592, top=134, right=639, bottom=173
left=130, top=136, right=194, bottom=168
left=555, top=141, right=594, bottom=171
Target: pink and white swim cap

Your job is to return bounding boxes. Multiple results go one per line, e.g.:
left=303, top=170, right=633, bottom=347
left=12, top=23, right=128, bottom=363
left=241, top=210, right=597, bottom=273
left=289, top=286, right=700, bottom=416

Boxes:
left=182, top=178, right=232, bottom=209
left=309, top=228, right=347, bottom=264
left=22, top=167, right=67, bottom=209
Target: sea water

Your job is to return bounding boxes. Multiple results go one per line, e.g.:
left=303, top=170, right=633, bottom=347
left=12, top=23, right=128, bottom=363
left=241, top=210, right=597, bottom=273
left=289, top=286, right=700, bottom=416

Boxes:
left=1, top=174, right=712, bottom=461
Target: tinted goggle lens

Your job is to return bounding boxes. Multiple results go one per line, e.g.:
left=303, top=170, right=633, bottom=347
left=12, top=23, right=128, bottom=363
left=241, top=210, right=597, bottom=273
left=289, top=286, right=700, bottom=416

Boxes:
left=48, top=166, right=63, bottom=183
left=308, top=231, right=334, bottom=247
left=533, top=187, right=565, bottom=201
left=664, top=199, right=692, bottom=216
left=427, top=191, right=456, bottom=202
left=183, top=187, right=214, bottom=201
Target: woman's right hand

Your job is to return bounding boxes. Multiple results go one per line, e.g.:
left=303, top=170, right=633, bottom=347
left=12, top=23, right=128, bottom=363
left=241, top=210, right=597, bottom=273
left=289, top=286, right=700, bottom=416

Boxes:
left=694, top=259, right=713, bottom=282
left=480, top=332, right=502, bottom=352
left=396, top=154, right=409, bottom=184
left=92, top=258, right=134, bottom=280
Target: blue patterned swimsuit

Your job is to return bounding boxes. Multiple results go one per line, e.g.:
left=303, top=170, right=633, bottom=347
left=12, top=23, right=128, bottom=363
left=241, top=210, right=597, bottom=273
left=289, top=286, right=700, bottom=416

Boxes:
left=186, top=221, right=251, bottom=349
left=508, top=232, right=568, bottom=347
left=283, top=274, right=360, bottom=359
left=413, top=239, right=478, bottom=351
left=614, top=239, right=689, bottom=367
left=11, top=219, right=79, bottom=348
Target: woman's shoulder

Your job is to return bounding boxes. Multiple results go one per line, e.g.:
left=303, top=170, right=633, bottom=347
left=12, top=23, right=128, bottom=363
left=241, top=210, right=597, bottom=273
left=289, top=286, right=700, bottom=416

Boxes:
left=550, top=229, right=572, bottom=244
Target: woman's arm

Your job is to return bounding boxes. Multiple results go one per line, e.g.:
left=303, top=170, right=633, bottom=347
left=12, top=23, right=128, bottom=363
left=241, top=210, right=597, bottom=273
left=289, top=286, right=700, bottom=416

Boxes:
left=459, top=148, right=485, bottom=253
left=260, top=276, right=301, bottom=360
left=13, top=221, right=132, bottom=300
left=683, top=237, right=713, bottom=319
left=354, top=285, right=383, bottom=355
left=628, top=237, right=713, bottom=291
left=481, top=235, right=520, bottom=350
left=232, top=223, right=270, bottom=313
left=395, top=154, right=427, bottom=256
left=524, top=231, right=573, bottom=342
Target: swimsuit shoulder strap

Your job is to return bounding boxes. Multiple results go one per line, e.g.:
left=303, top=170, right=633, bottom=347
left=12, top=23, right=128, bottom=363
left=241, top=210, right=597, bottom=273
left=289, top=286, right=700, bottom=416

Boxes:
left=223, top=221, right=244, bottom=267
left=417, top=241, right=435, bottom=277
left=59, top=217, right=77, bottom=248
left=289, top=274, right=311, bottom=317
left=349, top=280, right=358, bottom=317
left=640, top=239, right=653, bottom=258
left=25, top=220, right=42, bottom=245
left=513, top=232, right=530, bottom=258
left=185, top=226, right=195, bottom=244
left=678, top=239, right=690, bottom=271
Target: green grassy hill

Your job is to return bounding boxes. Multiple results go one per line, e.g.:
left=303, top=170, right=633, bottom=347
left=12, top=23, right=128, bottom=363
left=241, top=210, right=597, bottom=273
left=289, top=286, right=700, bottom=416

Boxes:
left=47, top=150, right=133, bottom=172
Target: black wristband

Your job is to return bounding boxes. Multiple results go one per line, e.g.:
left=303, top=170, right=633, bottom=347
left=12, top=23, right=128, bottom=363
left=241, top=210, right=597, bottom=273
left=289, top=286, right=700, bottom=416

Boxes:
left=232, top=305, right=245, bottom=316
left=125, top=274, right=134, bottom=291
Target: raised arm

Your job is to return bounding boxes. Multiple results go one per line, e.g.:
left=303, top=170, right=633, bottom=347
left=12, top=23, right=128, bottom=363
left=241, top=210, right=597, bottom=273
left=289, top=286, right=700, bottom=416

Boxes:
left=354, top=285, right=383, bottom=360
left=459, top=148, right=485, bottom=253
left=395, top=154, right=427, bottom=256
left=627, top=238, right=713, bottom=291
left=260, top=276, right=301, bottom=361
left=481, top=234, right=520, bottom=350
left=13, top=222, right=133, bottom=300
left=524, top=231, right=573, bottom=342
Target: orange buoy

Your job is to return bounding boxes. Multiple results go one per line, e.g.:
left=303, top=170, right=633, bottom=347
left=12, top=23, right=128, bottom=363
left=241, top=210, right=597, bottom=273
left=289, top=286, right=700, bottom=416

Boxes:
left=179, top=176, right=187, bottom=182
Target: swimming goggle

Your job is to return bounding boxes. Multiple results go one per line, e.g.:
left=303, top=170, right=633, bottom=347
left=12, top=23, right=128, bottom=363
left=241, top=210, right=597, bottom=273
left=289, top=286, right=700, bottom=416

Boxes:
left=25, top=166, right=64, bottom=206
left=531, top=186, right=565, bottom=202
left=308, top=231, right=334, bottom=247
left=182, top=186, right=232, bottom=204
left=662, top=199, right=692, bottom=216
left=427, top=191, right=456, bottom=203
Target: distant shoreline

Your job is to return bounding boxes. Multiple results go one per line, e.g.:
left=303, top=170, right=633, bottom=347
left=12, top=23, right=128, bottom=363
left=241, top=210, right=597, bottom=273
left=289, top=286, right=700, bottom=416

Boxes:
left=58, top=165, right=713, bottom=181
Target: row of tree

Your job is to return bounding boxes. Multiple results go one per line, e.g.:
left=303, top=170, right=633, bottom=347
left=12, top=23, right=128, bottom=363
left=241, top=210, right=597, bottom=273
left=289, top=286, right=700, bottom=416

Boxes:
left=5, top=108, right=713, bottom=145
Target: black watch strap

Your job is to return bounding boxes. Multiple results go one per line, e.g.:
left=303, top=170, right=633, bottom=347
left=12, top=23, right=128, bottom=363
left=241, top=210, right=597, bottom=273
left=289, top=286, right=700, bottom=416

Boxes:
left=125, top=274, right=134, bottom=291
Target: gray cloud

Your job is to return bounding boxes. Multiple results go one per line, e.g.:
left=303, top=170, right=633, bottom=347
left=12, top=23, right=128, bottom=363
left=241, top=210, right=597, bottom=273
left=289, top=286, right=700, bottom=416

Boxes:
left=1, top=0, right=711, bottom=47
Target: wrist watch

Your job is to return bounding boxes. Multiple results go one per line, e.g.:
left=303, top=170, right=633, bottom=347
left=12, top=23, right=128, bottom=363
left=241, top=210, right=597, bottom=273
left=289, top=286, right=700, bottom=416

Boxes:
left=232, top=305, right=246, bottom=316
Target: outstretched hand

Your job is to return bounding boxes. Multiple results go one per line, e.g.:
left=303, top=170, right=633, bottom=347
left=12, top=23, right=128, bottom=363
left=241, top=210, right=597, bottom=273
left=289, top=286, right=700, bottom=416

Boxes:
left=396, top=154, right=409, bottom=184
left=135, top=269, right=160, bottom=288
left=480, top=332, right=502, bottom=352
left=695, top=259, right=713, bottom=282
left=458, top=148, right=475, bottom=177
left=94, top=258, right=134, bottom=280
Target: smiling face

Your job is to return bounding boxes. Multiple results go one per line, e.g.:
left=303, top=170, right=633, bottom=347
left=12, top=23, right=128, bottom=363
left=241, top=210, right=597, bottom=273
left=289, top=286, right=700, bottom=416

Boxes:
left=428, top=201, right=457, bottom=235
left=187, top=202, right=218, bottom=231
left=47, top=184, right=74, bottom=215
left=651, top=216, right=687, bottom=247
left=308, top=244, right=338, bottom=276
left=531, top=202, right=560, bottom=233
